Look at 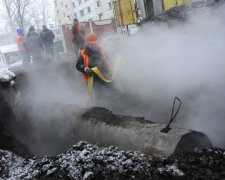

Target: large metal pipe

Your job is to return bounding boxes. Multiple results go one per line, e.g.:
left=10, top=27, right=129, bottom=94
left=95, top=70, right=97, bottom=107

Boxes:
left=13, top=68, right=212, bottom=158
left=70, top=106, right=212, bottom=158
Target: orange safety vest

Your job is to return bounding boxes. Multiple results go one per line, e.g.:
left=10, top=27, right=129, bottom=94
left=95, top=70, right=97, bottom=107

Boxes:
left=81, top=45, right=112, bottom=82
left=16, top=35, right=26, bottom=51
left=77, top=24, right=82, bottom=36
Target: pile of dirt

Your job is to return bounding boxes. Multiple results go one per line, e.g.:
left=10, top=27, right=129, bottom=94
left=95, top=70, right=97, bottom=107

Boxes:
left=81, top=107, right=151, bottom=128
left=141, top=0, right=223, bottom=25
left=0, top=141, right=224, bottom=180
left=149, top=5, right=191, bottom=24
left=191, top=0, right=220, bottom=8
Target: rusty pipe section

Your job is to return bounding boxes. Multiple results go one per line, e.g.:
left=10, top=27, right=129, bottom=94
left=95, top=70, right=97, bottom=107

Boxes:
left=71, top=107, right=212, bottom=158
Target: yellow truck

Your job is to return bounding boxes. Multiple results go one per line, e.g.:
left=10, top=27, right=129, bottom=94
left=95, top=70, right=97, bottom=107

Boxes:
left=113, top=0, right=192, bottom=28
left=163, top=0, right=192, bottom=11
left=113, top=0, right=138, bottom=27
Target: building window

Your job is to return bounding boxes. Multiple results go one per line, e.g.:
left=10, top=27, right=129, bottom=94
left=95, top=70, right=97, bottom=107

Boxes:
left=98, top=13, right=103, bottom=20
left=78, top=0, right=82, bottom=5
left=74, top=13, right=77, bottom=19
left=67, top=15, right=71, bottom=19
left=54, top=1, right=57, bottom=6
left=63, top=12, right=66, bottom=17
left=87, top=7, right=91, bottom=13
left=65, top=4, right=68, bottom=8
left=96, top=0, right=101, bottom=7
left=80, top=9, right=85, bottom=17
left=57, top=10, right=59, bottom=13
left=109, top=2, right=112, bottom=10
left=59, top=19, right=61, bottom=23
left=61, top=2, right=63, bottom=7
left=73, top=2, right=75, bottom=8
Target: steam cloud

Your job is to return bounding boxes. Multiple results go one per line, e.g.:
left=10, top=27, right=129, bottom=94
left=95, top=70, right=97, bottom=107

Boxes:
left=18, top=2, right=225, bottom=156
left=105, top=3, right=225, bottom=147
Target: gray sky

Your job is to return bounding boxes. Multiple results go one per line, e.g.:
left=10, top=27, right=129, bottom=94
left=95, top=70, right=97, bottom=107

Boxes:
left=0, top=0, right=55, bottom=33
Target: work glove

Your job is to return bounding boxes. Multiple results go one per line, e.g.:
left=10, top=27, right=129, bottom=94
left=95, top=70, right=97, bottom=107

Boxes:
left=84, top=67, right=93, bottom=76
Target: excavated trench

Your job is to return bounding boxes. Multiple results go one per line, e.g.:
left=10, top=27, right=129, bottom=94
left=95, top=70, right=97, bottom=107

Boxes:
left=0, top=62, right=212, bottom=159
left=2, top=63, right=224, bottom=180
left=1, top=0, right=223, bottom=161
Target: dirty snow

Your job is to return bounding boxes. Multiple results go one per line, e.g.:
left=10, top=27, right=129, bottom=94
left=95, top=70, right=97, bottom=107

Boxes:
left=1, top=142, right=225, bottom=179
left=158, top=164, right=185, bottom=176
left=0, top=68, right=15, bottom=82
left=0, top=141, right=179, bottom=179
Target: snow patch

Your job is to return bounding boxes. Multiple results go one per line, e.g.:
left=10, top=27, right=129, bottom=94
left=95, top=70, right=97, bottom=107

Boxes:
left=83, top=171, right=94, bottom=179
left=0, top=68, right=15, bottom=82
left=158, top=164, right=185, bottom=176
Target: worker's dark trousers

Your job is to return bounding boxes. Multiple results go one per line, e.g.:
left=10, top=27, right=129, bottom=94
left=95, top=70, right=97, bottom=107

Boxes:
left=74, top=42, right=85, bottom=58
left=74, top=43, right=79, bottom=58
left=20, top=50, right=30, bottom=66
left=31, top=50, right=43, bottom=63
left=44, top=44, right=54, bottom=59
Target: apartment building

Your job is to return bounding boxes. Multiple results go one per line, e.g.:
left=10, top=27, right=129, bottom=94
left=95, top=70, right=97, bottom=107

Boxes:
left=54, top=0, right=96, bottom=25
left=71, top=0, right=95, bottom=22
left=54, top=0, right=74, bottom=25
left=94, top=0, right=114, bottom=21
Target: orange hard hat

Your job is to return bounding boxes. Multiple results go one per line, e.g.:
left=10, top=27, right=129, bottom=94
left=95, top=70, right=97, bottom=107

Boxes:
left=87, top=33, right=98, bottom=44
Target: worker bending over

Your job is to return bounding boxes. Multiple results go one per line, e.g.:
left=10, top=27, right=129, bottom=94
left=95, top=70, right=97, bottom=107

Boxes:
left=76, top=33, right=113, bottom=103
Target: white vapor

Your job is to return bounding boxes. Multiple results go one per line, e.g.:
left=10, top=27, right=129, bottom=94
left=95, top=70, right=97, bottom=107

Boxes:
left=106, top=3, right=225, bottom=147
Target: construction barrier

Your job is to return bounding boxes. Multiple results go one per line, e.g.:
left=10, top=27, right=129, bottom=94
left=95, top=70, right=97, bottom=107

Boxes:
left=61, top=19, right=117, bottom=53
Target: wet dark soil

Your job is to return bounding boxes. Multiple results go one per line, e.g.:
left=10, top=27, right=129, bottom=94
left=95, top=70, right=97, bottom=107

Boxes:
left=81, top=107, right=153, bottom=128
left=0, top=89, right=32, bottom=158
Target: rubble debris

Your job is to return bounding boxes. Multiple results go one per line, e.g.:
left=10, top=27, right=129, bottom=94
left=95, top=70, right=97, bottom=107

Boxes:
left=0, top=141, right=224, bottom=180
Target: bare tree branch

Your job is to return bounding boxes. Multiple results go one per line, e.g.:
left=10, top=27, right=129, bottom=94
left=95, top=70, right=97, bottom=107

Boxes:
left=1, top=0, right=55, bottom=32
left=1, top=0, right=16, bottom=31
left=5, top=0, right=31, bottom=29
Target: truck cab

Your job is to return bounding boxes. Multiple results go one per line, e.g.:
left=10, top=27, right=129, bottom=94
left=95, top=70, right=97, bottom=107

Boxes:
left=0, top=44, right=23, bottom=70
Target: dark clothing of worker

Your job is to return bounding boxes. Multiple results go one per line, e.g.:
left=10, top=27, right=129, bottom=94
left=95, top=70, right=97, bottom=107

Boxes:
left=76, top=45, right=114, bottom=105
left=76, top=45, right=111, bottom=84
left=75, top=31, right=126, bottom=108
left=72, top=23, right=85, bottom=57
left=40, top=29, right=55, bottom=58
left=16, top=29, right=30, bottom=66
left=24, top=31, right=43, bottom=63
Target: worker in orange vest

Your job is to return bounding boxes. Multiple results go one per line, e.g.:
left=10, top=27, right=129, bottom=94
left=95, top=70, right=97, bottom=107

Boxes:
left=76, top=33, right=114, bottom=102
left=16, top=28, right=30, bottom=66
left=76, top=33, right=112, bottom=83
left=72, top=18, right=85, bottom=58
